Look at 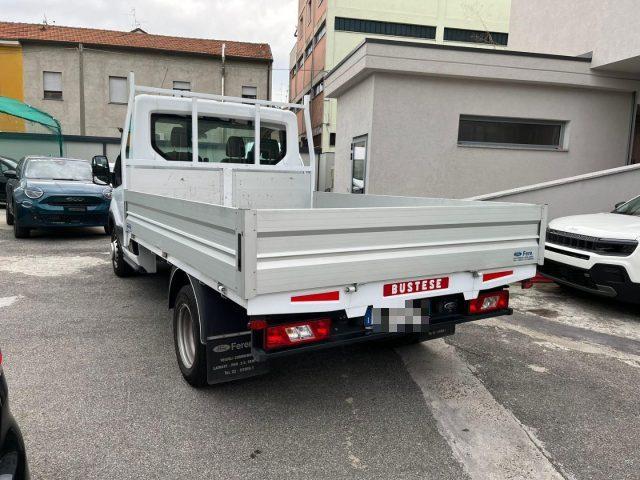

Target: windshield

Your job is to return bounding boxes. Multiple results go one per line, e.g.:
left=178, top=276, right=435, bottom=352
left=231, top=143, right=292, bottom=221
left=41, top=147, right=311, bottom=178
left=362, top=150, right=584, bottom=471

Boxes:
left=24, top=158, right=93, bottom=181
left=614, top=196, right=640, bottom=216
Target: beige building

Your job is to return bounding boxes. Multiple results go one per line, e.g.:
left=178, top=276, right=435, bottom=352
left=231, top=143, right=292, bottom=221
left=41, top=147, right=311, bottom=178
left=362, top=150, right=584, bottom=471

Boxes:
left=289, top=0, right=512, bottom=161
left=325, top=39, right=640, bottom=199
left=0, top=22, right=272, bottom=159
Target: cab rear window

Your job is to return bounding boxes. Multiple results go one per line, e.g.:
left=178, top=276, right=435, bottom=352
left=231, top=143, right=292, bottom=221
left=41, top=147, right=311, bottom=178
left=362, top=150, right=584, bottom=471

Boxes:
left=151, top=113, right=287, bottom=165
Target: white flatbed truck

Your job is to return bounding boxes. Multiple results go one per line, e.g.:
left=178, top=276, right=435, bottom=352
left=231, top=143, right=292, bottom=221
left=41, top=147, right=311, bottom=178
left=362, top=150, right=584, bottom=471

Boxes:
left=108, top=75, right=547, bottom=387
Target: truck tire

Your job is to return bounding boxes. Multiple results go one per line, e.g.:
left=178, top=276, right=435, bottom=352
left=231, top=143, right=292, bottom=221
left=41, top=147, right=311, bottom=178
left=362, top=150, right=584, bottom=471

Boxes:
left=173, top=284, right=208, bottom=387
left=13, top=220, right=29, bottom=238
left=5, top=204, right=14, bottom=225
left=111, top=228, right=134, bottom=277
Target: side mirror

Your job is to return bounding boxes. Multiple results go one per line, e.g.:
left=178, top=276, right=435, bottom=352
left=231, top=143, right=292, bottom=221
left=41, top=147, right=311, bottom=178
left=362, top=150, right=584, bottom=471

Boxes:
left=614, top=201, right=626, bottom=210
left=3, top=169, right=17, bottom=179
left=92, top=155, right=110, bottom=184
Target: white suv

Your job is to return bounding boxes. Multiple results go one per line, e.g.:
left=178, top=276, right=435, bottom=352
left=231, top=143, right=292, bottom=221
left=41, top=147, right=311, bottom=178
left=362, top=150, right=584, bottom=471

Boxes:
left=540, top=196, right=640, bottom=303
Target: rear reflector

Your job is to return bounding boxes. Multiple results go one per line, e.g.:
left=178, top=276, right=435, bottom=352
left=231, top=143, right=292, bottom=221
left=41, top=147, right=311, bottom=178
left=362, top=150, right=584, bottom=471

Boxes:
left=291, top=291, right=340, bottom=302
left=468, top=290, right=509, bottom=315
left=265, top=318, right=331, bottom=351
left=482, top=270, right=513, bottom=282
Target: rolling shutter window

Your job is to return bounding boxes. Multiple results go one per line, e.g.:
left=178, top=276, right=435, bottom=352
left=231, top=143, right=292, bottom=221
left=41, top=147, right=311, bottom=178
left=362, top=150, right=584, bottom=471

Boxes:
left=242, top=86, right=258, bottom=99
left=173, top=81, right=191, bottom=91
left=43, top=71, right=62, bottom=99
left=109, top=76, right=128, bottom=104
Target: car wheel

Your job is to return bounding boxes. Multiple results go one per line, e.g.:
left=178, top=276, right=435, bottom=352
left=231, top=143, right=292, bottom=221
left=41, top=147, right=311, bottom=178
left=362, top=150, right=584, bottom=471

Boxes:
left=111, top=228, right=134, bottom=277
left=13, top=219, right=30, bottom=238
left=5, top=203, right=14, bottom=225
left=173, top=284, right=208, bottom=387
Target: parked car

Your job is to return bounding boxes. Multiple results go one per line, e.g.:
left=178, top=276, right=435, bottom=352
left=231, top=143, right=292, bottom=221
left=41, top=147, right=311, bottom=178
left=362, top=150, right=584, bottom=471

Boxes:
left=540, top=195, right=640, bottom=303
left=0, top=156, right=18, bottom=205
left=0, top=349, right=29, bottom=479
left=4, top=156, right=112, bottom=238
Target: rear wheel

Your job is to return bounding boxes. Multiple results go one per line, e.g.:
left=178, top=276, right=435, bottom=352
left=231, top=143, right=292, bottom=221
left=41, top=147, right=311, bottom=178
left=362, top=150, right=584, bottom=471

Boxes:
left=111, top=228, right=134, bottom=277
left=13, top=219, right=29, bottom=238
left=5, top=203, right=14, bottom=225
left=173, top=284, right=207, bottom=387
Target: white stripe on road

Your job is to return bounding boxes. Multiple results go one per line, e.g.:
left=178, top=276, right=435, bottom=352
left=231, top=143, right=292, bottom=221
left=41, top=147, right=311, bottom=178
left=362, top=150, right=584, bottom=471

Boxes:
left=485, top=318, right=640, bottom=369
left=0, top=295, right=20, bottom=308
left=398, top=340, right=567, bottom=480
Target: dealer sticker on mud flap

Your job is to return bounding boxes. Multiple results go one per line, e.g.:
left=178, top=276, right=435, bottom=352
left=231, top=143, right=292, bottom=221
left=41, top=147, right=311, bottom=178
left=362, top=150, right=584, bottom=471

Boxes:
left=207, top=332, right=268, bottom=384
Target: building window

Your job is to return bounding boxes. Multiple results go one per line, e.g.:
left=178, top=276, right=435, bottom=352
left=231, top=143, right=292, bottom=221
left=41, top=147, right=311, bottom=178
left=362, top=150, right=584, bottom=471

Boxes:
left=306, top=0, right=312, bottom=25
left=458, top=116, right=567, bottom=150
left=313, top=82, right=324, bottom=96
left=351, top=136, right=368, bottom=194
left=297, top=56, right=304, bottom=70
left=335, top=17, right=436, bottom=40
left=108, top=76, right=128, bottom=104
left=43, top=71, right=62, bottom=100
left=305, top=41, right=314, bottom=58
left=173, top=81, right=191, bottom=91
left=315, top=22, right=327, bottom=43
left=151, top=113, right=286, bottom=165
left=242, top=86, right=258, bottom=99
left=444, top=28, right=508, bottom=46
left=329, top=133, right=336, bottom=147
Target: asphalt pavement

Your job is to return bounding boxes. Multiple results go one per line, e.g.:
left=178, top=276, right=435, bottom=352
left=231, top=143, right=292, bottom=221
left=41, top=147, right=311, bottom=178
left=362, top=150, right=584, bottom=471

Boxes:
left=0, top=213, right=639, bottom=479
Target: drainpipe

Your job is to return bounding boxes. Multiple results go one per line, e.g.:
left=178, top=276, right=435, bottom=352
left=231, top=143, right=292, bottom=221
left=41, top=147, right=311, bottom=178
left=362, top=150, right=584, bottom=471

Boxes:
left=78, top=43, right=86, bottom=136
left=221, top=43, right=226, bottom=96
left=626, top=91, right=638, bottom=165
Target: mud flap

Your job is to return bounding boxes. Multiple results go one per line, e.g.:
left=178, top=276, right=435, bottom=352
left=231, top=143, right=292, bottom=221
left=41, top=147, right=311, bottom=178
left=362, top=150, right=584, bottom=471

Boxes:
left=206, top=332, right=269, bottom=384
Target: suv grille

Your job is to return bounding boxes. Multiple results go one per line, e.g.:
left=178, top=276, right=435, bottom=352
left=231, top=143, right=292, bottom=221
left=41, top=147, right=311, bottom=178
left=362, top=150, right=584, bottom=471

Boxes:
left=547, top=229, right=638, bottom=257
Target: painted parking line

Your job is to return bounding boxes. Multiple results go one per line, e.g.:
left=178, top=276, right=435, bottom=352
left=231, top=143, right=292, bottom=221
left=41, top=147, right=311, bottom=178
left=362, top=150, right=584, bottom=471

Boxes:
left=0, top=295, right=20, bottom=308
left=398, top=340, right=567, bottom=480
left=0, top=255, right=108, bottom=277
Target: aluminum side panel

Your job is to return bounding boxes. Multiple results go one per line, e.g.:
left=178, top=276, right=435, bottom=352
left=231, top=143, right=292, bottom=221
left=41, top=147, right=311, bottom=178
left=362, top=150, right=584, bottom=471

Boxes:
left=253, top=205, right=544, bottom=295
left=125, top=190, right=242, bottom=293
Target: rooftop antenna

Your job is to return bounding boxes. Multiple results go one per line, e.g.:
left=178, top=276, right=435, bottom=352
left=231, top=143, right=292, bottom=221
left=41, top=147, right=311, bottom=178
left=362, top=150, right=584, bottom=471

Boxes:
left=130, top=8, right=142, bottom=30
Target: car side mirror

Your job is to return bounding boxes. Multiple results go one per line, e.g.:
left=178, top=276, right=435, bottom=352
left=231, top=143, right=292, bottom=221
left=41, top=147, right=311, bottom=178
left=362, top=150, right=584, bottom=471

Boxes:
left=3, top=169, right=17, bottom=179
left=92, top=155, right=110, bottom=184
left=614, top=201, right=626, bottom=210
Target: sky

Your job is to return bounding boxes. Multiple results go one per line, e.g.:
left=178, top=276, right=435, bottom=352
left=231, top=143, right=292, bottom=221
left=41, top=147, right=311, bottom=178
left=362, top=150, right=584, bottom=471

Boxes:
left=1, top=0, right=299, bottom=101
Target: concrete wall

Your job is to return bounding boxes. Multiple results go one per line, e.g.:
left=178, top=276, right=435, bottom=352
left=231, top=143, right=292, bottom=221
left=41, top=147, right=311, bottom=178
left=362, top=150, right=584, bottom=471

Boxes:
left=353, top=74, right=635, bottom=198
left=509, top=0, right=640, bottom=72
left=470, top=164, right=640, bottom=220
left=21, top=43, right=271, bottom=137
left=333, top=75, right=375, bottom=193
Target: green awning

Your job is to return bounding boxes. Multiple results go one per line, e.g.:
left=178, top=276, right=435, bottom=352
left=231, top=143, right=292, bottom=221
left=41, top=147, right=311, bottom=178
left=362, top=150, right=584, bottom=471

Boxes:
left=0, top=96, right=63, bottom=155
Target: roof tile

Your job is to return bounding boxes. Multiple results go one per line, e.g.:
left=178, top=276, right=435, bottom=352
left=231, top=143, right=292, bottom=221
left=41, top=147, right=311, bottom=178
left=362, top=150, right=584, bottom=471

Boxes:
left=0, top=21, right=272, bottom=61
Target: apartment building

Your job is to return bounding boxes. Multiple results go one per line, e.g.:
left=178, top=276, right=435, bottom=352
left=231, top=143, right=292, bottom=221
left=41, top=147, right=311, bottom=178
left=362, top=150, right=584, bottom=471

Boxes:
left=0, top=22, right=272, bottom=159
left=289, top=0, right=511, bottom=162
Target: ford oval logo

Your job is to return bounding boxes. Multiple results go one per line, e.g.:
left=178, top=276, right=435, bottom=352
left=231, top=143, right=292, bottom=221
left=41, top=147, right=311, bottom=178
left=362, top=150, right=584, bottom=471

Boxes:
left=212, top=344, right=231, bottom=353
left=514, top=251, right=523, bottom=257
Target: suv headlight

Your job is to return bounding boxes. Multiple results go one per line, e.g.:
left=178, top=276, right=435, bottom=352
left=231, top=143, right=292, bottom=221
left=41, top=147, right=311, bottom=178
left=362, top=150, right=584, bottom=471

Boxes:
left=24, top=186, right=44, bottom=199
left=102, top=187, right=113, bottom=200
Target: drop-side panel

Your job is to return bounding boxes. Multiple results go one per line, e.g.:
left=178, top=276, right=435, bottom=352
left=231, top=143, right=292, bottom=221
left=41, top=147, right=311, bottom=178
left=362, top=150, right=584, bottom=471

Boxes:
left=254, top=204, right=546, bottom=295
left=125, top=191, right=241, bottom=292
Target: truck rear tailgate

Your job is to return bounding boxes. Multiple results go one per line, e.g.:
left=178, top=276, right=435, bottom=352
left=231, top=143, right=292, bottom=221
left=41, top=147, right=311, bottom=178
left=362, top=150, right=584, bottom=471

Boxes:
left=246, top=201, right=546, bottom=296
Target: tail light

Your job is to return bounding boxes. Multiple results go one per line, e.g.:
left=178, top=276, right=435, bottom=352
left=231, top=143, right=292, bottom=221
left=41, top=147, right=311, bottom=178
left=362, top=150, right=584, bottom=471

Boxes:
left=264, top=318, right=331, bottom=351
left=468, top=290, right=509, bottom=314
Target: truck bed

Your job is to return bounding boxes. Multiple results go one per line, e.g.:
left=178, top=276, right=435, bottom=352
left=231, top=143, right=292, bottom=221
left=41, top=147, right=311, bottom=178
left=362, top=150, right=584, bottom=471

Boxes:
left=125, top=190, right=546, bottom=303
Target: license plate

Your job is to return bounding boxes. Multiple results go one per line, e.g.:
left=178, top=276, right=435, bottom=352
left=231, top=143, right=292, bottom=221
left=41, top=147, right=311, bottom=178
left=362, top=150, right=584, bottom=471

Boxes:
left=67, top=206, right=87, bottom=212
left=383, top=276, right=449, bottom=297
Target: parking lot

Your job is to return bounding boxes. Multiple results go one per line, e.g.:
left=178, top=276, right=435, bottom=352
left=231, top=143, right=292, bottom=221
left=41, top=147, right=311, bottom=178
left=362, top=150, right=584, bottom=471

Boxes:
left=0, top=214, right=639, bottom=480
